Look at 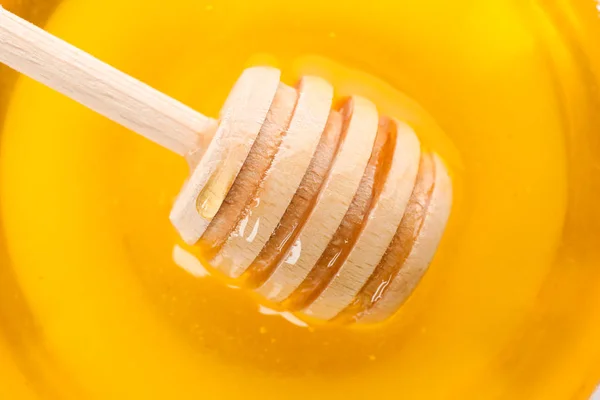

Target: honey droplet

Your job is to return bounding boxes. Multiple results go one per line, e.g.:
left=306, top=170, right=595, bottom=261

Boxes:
left=196, top=157, right=239, bottom=219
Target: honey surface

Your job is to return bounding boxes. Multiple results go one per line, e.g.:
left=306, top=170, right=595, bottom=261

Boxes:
left=1, top=0, right=600, bottom=399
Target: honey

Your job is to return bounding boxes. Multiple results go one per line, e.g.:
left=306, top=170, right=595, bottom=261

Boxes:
left=1, top=0, right=600, bottom=399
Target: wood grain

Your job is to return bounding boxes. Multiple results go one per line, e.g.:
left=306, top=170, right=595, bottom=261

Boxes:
left=256, top=96, right=379, bottom=302
left=170, top=67, right=281, bottom=244
left=211, top=76, right=333, bottom=278
left=285, top=116, right=392, bottom=311
left=243, top=110, right=344, bottom=288
left=201, top=84, right=298, bottom=249
left=301, top=120, right=421, bottom=320
left=356, top=153, right=452, bottom=324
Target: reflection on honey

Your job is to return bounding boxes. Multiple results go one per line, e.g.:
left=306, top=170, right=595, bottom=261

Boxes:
left=0, top=0, right=600, bottom=399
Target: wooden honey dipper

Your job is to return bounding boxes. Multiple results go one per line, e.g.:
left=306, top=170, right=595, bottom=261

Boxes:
left=0, top=7, right=452, bottom=324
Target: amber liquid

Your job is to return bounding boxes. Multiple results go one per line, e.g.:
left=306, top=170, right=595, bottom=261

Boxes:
left=0, top=0, right=600, bottom=399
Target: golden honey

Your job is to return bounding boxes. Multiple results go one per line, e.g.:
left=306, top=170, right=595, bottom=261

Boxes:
left=1, top=0, right=600, bottom=398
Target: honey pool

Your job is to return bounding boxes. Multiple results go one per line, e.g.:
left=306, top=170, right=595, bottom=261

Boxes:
left=1, top=0, right=600, bottom=398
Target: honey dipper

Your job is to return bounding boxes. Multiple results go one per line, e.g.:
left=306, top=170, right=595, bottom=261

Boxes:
left=0, top=7, right=453, bottom=324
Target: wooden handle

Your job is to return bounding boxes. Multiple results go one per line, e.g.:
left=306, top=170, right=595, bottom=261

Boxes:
left=0, top=7, right=216, bottom=156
